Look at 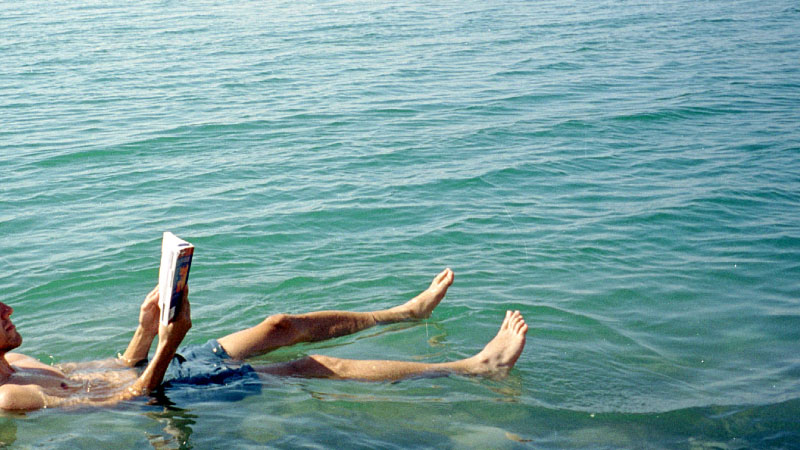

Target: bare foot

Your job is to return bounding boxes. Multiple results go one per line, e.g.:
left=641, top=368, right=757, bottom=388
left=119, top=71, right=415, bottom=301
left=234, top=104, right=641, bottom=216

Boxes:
left=466, top=310, right=527, bottom=377
left=378, top=268, right=454, bottom=322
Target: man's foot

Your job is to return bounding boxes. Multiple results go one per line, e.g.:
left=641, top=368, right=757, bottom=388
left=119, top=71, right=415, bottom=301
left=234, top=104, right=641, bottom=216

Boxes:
left=465, top=310, right=527, bottom=377
left=378, top=268, right=454, bottom=322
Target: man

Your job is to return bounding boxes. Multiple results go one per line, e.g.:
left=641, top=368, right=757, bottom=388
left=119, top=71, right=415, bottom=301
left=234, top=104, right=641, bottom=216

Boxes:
left=0, top=269, right=527, bottom=411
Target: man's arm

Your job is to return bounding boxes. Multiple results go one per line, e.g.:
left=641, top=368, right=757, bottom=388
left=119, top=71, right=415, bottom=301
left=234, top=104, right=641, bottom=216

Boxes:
left=119, top=286, right=160, bottom=367
left=126, top=290, right=191, bottom=395
left=0, top=384, right=45, bottom=411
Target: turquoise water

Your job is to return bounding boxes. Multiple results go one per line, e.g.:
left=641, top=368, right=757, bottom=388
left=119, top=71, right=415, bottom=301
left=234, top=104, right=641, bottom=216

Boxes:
left=2, top=0, right=800, bottom=447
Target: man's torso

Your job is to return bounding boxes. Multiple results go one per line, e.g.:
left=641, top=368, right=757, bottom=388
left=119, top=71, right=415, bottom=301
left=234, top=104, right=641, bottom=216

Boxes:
left=2, top=353, right=139, bottom=403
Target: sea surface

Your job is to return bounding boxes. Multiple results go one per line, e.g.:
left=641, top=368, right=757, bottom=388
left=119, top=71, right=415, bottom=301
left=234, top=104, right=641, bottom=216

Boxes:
left=2, top=0, right=799, bottom=448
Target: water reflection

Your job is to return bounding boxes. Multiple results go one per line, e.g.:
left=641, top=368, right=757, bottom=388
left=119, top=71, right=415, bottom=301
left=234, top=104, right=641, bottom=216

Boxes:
left=145, top=407, right=197, bottom=450
left=0, top=417, right=17, bottom=447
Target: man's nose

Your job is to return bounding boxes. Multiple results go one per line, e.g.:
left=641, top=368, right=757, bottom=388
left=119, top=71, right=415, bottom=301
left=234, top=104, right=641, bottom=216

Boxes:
left=0, top=303, right=12, bottom=319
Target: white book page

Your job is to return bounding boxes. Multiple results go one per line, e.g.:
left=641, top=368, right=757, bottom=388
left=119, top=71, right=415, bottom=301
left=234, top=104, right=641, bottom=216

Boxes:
left=158, top=232, right=179, bottom=325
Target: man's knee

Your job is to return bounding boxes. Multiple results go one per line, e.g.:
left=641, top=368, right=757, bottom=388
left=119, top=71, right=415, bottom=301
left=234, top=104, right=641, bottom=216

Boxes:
left=262, top=314, right=307, bottom=340
left=307, top=355, right=342, bottom=375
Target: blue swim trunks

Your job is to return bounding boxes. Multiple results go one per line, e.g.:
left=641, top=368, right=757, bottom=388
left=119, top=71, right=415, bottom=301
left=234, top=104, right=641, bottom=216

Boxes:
left=163, top=339, right=260, bottom=389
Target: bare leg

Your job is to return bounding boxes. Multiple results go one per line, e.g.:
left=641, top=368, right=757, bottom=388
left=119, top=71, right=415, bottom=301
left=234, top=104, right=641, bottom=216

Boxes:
left=254, top=310, right=527, bottom=380
left=218, top=269, right=454, bottom=360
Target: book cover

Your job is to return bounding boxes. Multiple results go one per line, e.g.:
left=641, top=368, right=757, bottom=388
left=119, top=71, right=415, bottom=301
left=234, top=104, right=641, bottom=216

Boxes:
left=158, top=232, right=194, bottom=326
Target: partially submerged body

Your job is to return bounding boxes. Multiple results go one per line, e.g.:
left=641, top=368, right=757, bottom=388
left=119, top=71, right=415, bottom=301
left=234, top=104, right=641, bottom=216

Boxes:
left=0, top=288, right=192, bottom=411
left=1, top=355, right=140, bottom=409
left=0, top=268, right=527, bottom=411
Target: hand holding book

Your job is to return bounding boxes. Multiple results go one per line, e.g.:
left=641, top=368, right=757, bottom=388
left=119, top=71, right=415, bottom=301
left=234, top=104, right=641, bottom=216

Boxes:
left=157, top=232, right=194, bottom=326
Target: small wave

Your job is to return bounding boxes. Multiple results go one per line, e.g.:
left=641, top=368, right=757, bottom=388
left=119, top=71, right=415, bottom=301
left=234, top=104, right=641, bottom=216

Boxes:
left=611, top=106, right=724, bottom=122
left=31, top=148, right=128, bottom=169
left=538, top=61, right=583, bottom=71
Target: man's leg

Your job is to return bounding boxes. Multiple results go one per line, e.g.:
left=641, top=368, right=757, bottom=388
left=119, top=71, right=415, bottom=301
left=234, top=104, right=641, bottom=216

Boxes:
left=218, top=268, right=454, bottom=360
left=253, top=310, right=527, bottom=380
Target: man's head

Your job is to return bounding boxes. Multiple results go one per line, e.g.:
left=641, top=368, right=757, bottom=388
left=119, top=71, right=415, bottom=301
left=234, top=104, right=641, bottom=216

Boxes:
left=0, top=303, right=22, bottom=352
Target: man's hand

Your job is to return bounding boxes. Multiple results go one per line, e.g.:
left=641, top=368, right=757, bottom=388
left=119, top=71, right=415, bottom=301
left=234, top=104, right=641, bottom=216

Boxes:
left=139, top=285, right=160, bottom=337
left=157, top=287, right=191, bottom=350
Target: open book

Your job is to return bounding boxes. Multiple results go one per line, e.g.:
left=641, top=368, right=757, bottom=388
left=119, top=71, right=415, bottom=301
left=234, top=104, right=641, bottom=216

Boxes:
left=158, top=232, right=194, bottom=325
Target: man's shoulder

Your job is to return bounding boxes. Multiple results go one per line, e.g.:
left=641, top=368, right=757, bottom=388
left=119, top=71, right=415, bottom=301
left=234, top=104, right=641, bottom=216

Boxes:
left=6, top=353, right=54, bottom=372
left=5, top=353, right=36, bottom=364
left=6, top=355, right=66, bottom=379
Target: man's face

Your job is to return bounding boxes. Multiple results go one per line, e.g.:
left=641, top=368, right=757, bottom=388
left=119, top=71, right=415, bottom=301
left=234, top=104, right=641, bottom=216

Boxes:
left=0, top=303, right=22, bottom=352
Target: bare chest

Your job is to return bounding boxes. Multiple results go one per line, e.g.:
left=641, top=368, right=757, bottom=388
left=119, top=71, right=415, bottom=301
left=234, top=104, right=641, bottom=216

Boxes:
left=10, top=363, right=74, bottom=393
